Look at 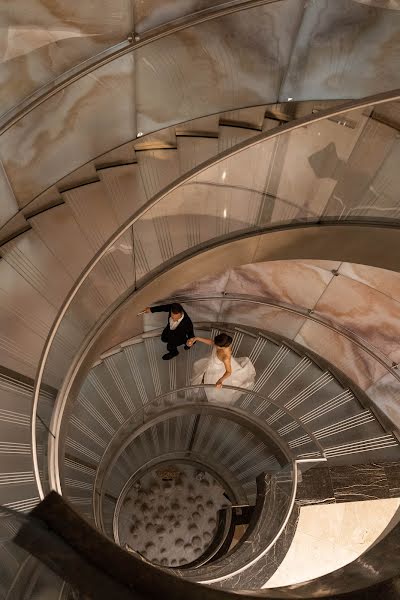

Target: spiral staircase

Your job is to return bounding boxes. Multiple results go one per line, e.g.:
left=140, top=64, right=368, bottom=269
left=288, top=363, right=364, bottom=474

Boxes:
left=1, top=1, right=400, bottom=599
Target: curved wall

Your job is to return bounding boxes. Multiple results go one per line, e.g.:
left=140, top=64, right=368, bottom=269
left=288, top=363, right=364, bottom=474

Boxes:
left=0, top=1, right=399, bottom=211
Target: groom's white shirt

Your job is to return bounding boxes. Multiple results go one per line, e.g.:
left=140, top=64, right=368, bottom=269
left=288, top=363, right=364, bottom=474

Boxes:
left=169, top=315, right=184, bottom=331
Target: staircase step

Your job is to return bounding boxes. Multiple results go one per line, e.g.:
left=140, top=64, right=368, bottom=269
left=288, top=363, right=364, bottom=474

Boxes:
left=28, top=203, right=95, bottom=279
left=177, top=136, right=219, bottom=175
left=218, top=125, right=260, bottom=153
left=58, top=164, right=98, bottom=193
left=263, top=117, right=282, bottom=132
left=134, top=127, right=177, bottom=151
left=98, top=163, right=147, bottom=225
left=220, top=106, right=267, bottom=130
left=135, top=148, right=180, bottom=198
left=175, top=114, right=220, bottom=136
left=0, top=161, right=18, bottom=229
left=62, top=180, right=135, bottom=295
left=95, top=141, right=136, bottom=169
left=0, top=373, right=40, bottom=515
left=62, top=180, right=122, bottom=250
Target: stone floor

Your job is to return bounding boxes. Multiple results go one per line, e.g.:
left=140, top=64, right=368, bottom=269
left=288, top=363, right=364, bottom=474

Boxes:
left=118, top=463, right=230, bottom=566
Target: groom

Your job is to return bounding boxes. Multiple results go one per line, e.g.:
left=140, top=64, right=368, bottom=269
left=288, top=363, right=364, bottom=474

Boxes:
left=143, top=303, right=195, bottom=360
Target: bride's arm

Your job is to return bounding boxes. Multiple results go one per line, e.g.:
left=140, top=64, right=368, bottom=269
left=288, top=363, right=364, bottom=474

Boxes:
left=187, top=336, right=213, bottom=347
left=216, top=356, right=232, bottom=388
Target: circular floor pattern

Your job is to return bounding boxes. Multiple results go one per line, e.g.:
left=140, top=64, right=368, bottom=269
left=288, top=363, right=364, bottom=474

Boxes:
left=118, top=463, right=231, bottom=566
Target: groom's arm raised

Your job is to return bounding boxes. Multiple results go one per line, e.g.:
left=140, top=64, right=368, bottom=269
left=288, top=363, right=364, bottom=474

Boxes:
left=141, top=304, right=171, bottom=314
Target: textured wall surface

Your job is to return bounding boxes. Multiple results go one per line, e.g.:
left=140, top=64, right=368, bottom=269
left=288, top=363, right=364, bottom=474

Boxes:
left=118, top=463, right=229, bottom=566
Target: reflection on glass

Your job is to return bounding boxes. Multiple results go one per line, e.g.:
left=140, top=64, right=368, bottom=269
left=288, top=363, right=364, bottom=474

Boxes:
left=36, top=99, right=400, bottom=496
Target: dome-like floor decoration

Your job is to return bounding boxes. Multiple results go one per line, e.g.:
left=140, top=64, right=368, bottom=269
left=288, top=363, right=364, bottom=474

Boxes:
left=118, top=462, right=230, bottom=567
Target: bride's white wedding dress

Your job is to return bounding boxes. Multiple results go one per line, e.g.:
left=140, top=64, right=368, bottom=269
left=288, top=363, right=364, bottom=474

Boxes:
left=192, top=346, right=256, bottom=403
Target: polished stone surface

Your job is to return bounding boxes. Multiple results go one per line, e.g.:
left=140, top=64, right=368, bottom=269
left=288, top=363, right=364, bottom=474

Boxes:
left=0, top=1, right=132, bottom=115
left=180, top=471, right=294, bottom=587
left=1, top=2, right=399, bottom=214
left=136, top=3, right=304, bottom=133
left=0, top=53, right=136, bottom=206
left=280, top=0, right=400, bottom=101
left=329, top=464, right=390, bottom=502
left=264, top=497, right=400, bottom=589
left=296, top=466, right=335, bottom=506
left=217, top=502, right=300, bottom=590
left=297, top=461, right=400, bottom=506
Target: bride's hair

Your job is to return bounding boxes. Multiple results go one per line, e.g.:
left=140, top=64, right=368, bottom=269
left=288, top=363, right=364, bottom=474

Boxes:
left=214, top=333, right=233, bottom=348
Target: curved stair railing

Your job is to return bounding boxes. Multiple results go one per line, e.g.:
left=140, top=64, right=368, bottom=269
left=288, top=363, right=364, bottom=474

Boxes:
left=52, top=320, right=400, bottom=586
left=61, top=321, right=399, bottom=516
left=2, top=1, right=399, bottom=221
left=31, top=92, right=400, bottom=500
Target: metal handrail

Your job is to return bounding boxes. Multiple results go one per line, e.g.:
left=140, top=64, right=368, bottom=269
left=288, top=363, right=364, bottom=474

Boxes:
left=0, top=0, right=277, bottom=136
left=91, top=383, right=324, bottom=501
left=31, top=91, right=400, bottom=500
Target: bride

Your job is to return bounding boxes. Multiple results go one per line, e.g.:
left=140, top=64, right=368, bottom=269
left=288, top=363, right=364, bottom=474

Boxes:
left=186, top=333, right=256, bottom=403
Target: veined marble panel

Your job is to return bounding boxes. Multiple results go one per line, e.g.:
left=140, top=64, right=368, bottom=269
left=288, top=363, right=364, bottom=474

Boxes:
left=297, top=462, right=400, bottom=506
left=296, top=466, right=335, bottom=506
left=224, top=261, right=334, bottom=310
left=0, top=53, right=136, bottom=206
left=219, top=300, right=307, bottom=340
left=264, top=497, right=400, bottom=588
left=220, top=504, right=300, bottom=589
left=294, top=319, right=387, bottom=390
left=339, top=262, right=400, bottom=303
left=0, top=1, right=132, bottom=114
left=366, top=372, right=400, bottom=432
left=171, top=270, right=232, bottom=298
left=329, top=464, right=390, bottom=502
left=314, top=273, right=400, bottom=364
left=280, top=0, right=400, bottom=101
left=299, top=259, right=341, bottom=272
left=384, top=462, right=400, bottom=498
left=133, top=0, right=237, bottom=33
left=136, top=3, right=304, bottom=133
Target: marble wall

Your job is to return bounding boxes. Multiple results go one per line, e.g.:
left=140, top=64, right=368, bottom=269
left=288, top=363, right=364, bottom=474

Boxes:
left=296, top=461, right=400, bottom=505
left=0, top=1, right=132, bottom=114
left=263, top=497, right=400, bottom=588
left=1, top=1, right=400, bottom=213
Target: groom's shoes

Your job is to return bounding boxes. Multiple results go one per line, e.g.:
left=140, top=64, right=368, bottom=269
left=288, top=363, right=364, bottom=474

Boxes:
left=162, top=351, right=179, bottom=361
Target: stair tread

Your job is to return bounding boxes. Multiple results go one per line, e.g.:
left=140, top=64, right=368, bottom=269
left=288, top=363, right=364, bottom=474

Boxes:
left=177, top=136, right=219, bottom=175
left=136, top=148, right=180, bottom=198
left=99, top=162, right=147, bottom=225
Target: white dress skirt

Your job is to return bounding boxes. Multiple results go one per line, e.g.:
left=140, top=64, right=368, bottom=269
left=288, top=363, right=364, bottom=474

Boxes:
left=191, top=346, right=256, bottom=403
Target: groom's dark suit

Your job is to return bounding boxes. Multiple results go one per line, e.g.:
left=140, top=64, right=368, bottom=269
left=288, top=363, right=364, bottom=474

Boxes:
left=150, top=304, right=194, bottom=356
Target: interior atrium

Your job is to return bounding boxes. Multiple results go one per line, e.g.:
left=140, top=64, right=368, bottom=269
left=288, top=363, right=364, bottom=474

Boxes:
left=1, top=1, right=400, bottom=598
